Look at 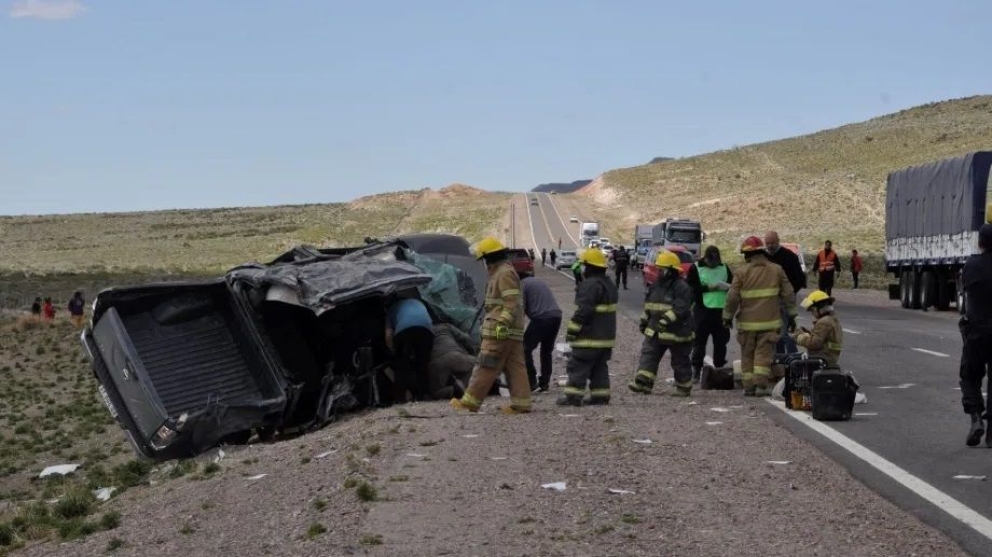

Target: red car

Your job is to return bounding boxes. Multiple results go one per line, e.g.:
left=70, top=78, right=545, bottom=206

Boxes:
left=643, top=245, right=694, bottom=288
left=507, top=248, right=535, bottom=278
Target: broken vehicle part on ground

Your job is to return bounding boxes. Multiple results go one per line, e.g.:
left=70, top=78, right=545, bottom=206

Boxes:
left=82, top=235, right=485, bottom=460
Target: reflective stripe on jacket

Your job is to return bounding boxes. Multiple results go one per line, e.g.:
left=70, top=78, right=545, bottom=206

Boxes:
left=722, top=253, right=797, bottom=332
left=481, top=261, right=525, bottom=340
left=641, top=276, right=695, bottom=344
left=567, top=275, right=618, bottom=349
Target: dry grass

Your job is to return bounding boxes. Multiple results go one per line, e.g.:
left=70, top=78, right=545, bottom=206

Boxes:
left=0, top=185, right=510, bottom=275
left=582, top=95, right=992, bottom=254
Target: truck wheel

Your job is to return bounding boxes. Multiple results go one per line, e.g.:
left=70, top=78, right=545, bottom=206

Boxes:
left=900, top=272, right=911, bottom=309
left=909, top=269, right=922, bottom=310
left=936, top=278, right=952, bottom=311
left=920, top=271, right=936, bottom=310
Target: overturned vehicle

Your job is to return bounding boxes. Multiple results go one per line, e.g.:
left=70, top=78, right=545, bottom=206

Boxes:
left=81, top=235, right=486, bottom=460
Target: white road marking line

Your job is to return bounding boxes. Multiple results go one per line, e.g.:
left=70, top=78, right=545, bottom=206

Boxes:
left=524, top=194, right=539, bottom=251
left=953, top=475, right=987, bottom=481
left=843, top=328, right=862, bottom=335
left=854, top=412, right=879, bottom=417
left=912, top=348, right=950, bottom=358
left=877, top=383, right=916, bottom=389
left=768, top=399, right=992, bottom=541
left=533, top=193, right=558, bottom=250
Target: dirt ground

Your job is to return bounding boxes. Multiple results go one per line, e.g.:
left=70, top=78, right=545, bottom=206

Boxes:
left=14, top=267, right=967, bottom=557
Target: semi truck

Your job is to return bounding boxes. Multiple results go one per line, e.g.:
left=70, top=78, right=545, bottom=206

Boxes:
left=580, top=222, right=600, bottom=248
left=633, top=224, right=654, bottom=268
left=885, top=151, right=992, bottom=311
left=651, top=218, right=704, bottom=257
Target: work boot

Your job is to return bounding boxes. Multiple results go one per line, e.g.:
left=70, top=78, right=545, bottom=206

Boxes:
left=627, top=381, right=652, bottom=395
left=754, top=386, right=773, bottom=398
left=450, top=398, right=479, bottom=413
left=966, top=412, right=985, bottom=447
left=500, top=405, right=531, bottom=415
left=691, top=366, right=702, bottom=384
left=743, top=387, right=757, bottom=397
left=669, top=385, right=691, bottom=398
left=556, top=395, right=583, bottom=407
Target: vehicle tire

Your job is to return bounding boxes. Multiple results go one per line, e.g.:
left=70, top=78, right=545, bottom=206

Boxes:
left=899, top=271, right=911, bottom=309
left=936, top=277, right=953, bottom=311
left=909, top=269, right=922, bottom=310
left=220, top=430, right=252, bottom=445
left=920, top=270, right=936, bottom=310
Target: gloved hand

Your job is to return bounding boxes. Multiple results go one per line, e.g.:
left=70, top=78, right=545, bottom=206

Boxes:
left=639, top=320, right=647, bottom=334
left=714, top=281, right=731, bottom=291
left=796, top=332, right=811, bottom=346
left=494, top=324, right=509, bottom=341
left=787, top=316, right=797, bottom=333
left=722, top=319, right=733, bottom=330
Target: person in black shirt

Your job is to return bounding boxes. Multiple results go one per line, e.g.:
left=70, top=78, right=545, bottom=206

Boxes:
left=960, top=223, right=992, bottom=447
left=612, top=247, right=631, bottom=290
left=764, top=231, right=807, bottom=336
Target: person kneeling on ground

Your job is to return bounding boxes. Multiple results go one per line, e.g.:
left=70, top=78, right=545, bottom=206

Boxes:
left=559, top=249, right=618, bottom=406
left=793, top=290, right=843, bottom=368
left=385, top=294, right=435, bottom=401
left=629, top=250, right=696, bottom=397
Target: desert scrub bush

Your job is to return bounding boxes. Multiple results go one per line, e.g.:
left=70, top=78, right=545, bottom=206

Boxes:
left=355, top=481, right=378, bottom=502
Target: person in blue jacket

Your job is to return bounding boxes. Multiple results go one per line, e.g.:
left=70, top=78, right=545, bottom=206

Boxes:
left=385, top=295, right=435, bottom=401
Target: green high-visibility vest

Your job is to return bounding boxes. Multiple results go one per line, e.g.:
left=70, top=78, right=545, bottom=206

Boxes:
left=697, top=263, right=729, bottom=309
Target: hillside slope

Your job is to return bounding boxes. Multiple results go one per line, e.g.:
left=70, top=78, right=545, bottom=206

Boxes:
left=579, top=96, right=992, bottom=252
left=0, top=185, right=510, bottom=274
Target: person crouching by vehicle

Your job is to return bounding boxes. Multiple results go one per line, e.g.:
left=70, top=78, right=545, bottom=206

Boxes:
left=559, top=249, right=618, bottom=406
left=521, top=276, right=563, bottom=393
left=792, top=290, right=843, bottom=368
left=687, top=246, right=732, bottom=383
left=452, top=237, right=531, bottom=414
left=68, top=291, right=86, bottom=329
left=629, top=250, right=696, bottom=397
left=384, top=295, right=434, bottom=401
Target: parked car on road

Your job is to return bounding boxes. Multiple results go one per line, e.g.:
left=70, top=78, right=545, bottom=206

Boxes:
left=642, top=245, right=694, bottom=288
left=555, top=250, right=578, bottom=270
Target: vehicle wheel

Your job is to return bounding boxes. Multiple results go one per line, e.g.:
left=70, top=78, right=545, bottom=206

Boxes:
left=899, top=272, right=911, bottom=309
left=220, top=430, right=252, bottom=445
left=920, top=270, right=935, bottom=310
left=909, top=269, right=922, bottom=310
left=936, top=278, right=953, bottom=311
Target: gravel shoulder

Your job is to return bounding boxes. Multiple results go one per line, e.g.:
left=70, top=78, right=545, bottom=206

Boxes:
left=18, top=267, right=967, bottom=557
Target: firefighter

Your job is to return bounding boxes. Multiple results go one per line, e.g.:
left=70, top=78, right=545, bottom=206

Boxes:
left=559, top=249, right=618, bottom=406
left=613, top=246, right=631, bottom=290
left=793, top=290, right=843, bottom=367
left=629, top=250, right=696, bottom=397
left=451, top=237, right=532, bottom=414
left=722, top=236, right=798, bottom=397
left=687, top=245, right=733, bottom=383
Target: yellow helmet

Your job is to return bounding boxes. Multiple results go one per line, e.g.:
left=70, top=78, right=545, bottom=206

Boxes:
left=579, top=248, right=608, bottom=268
left=654, top=250, right=682, bottom=272
left=470, top=237, right=507, bottom=260
left=800, top=290, right=834, bottom=310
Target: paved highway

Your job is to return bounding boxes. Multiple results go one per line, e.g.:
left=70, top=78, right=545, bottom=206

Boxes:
left=525, top=191, right=992, bottom=556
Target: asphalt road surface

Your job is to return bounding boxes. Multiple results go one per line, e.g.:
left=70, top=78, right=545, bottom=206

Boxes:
left=525, top=191, right=992, bottom=556
left=526, top=192, right=578, bottom=252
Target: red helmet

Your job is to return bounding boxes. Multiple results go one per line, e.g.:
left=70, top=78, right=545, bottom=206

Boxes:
left=740, top=236, right=765, bottom=254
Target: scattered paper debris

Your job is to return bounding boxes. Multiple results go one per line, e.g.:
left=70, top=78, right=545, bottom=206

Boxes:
left=877, top=383, right=916, bottom=390
left=953, top=475, right=987, bottom=481
left=854, top=412, right=878, bottom=417
left=608, top=488, right=635, bottom=495
left=558, top=414, right=580, bottom=418
left=541, top=482, right=567, bottom=492
left=405, top=453, right=428, bottom=458
left=93, top=487, right=115, bottom=502
left=767, top=461, right=792, bottom=465
left=710, top=407, right=731, bottom=413
left=555, top=343, right=572, bottom=356
left=664, top=378, right=675, bottom=385
left=462, top=434, right=480, bottom=439
left=490, top=457, right=509, bottom=461
left=632, top=439, right=653, bottom=445
left=685, top=401, right=698, bottom=406
left=499, top=387, right=510, bottom=397
left=316, top=450, right=337, bottom=459
left=246, top=474, right=267, bottom=481
left=855, top=393, right=868, bottom=404
left=39, top=464, right=80, bottom=478
left=213, top=449, right=226, bottom=464
left=705, top=421, right=723, bottom=426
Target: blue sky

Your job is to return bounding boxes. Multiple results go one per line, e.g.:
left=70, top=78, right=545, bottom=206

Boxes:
left=1, top=0, right=989, bottom=215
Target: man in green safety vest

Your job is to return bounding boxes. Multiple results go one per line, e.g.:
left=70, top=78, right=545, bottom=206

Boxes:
left=686, top=245, right=734, bottom=383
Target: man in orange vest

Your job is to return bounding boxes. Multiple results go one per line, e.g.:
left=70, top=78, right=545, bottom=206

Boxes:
left=812, top=240, right=841, bottom=296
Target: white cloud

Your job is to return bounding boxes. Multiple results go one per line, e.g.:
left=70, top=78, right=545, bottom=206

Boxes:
left=9, top=0, right=87, bottom=20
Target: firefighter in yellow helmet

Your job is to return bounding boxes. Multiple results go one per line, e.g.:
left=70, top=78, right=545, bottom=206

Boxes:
left=722, top=236, right=798, bottom=396
left=793, top=290, right=843, bottom=367
left=558, top=248, right=618, bottom=406
left=629, top=250, right=696, bottom=396
left=451, top=237, right=532, bottom=414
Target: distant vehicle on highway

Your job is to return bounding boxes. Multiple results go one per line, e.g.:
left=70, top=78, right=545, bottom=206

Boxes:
left=643, top=245, right=694, bottom=288
left=529, top=198, right=539, bottom=206
left=569, top=217, right=579, bottom=223
left=507, top=248, right=535, bottom=278
left=555, top=250, right=577, bottom=270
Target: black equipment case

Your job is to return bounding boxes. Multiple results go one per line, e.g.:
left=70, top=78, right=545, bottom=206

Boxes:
left=810, top=369, right=859, bottom=421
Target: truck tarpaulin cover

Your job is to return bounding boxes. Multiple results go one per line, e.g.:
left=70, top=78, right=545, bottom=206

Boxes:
left=885, top=152, right=992, bottom=239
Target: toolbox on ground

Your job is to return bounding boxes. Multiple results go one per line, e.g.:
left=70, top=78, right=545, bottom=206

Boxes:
left=783, top=353, right=827, bottom=411
left=810, top=369, right=859, bottom=421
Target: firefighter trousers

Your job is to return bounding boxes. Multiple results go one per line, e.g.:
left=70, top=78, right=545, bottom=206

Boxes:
left=461, top=338, right=532, bottom=411
left=563, top=348, right=612, bottom=402
left=633, top=337, right=692, bottom=391
left=737, top=330, right=779, bottom=389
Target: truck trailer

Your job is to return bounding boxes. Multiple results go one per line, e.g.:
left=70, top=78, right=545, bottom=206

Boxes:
left=633, top=224, right=654, bottom=269
left=885, top=151, right=992, bottom=311
left=580, top=222, right=600, bottom=248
